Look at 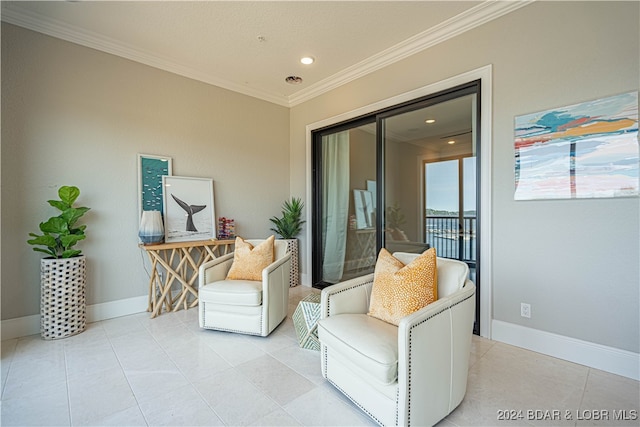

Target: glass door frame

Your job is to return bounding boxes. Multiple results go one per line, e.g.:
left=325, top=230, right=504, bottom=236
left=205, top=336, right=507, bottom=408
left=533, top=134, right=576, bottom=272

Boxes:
left=311, top=115, right=376, bottom=288
left=310, top=79, right=484, bottom=335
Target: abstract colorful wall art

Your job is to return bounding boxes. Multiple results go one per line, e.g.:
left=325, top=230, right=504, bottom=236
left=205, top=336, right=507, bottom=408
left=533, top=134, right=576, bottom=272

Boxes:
left=514, top=92, right=638, bottom=200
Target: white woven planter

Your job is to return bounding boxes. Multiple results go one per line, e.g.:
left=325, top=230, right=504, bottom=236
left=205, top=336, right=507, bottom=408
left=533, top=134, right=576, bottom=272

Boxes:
left=285, top=239, right=300, bottom=287
left=40, top=256, right=87, bottom=340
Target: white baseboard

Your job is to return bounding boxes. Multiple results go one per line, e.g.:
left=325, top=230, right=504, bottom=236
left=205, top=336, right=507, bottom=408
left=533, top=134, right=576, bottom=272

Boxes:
left=492, top=320, right=639, bottom=381
left=87, top=295, right=148, bottom=323
left=1, top=295, right=148, bottom=341
left=1, top=314, right=41, bottom=341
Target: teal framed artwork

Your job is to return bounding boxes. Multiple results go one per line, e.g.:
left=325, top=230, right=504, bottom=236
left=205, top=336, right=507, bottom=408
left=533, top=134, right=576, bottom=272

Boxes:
left=137, top=153, right=172, bottom=219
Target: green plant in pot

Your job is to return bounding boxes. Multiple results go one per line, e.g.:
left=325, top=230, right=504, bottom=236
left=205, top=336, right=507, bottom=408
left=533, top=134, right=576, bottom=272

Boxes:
left=386, top=203, right=406, bottom=231
left=269, top=197, right=305, bottom=287
left=27, top=185, right=90, bottom=258
left=27, top=185, right=90, bottom=340
left=386, top=203, right=407, bottom=241
left=269, top=197, right=305, bottom=239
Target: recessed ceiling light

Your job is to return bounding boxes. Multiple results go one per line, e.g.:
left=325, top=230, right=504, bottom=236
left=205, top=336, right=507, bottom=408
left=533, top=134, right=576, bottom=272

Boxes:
left=447, top=140, right=456, bottom=145
left=285, top=76, right=303, bottom=84
left=425, top=119, right=436, bottom=124
left=300, top=56, right=315, bottom=65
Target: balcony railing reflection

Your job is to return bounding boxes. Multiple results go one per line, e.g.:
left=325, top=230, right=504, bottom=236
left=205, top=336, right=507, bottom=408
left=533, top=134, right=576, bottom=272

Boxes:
left=425, top=216, right=476, bottom=264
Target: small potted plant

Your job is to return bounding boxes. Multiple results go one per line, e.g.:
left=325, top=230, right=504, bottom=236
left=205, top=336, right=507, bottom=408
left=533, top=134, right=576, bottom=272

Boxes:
left=386, top=202, right=407, bottom=240
left=27, top=185, right=90, bottom=339
left=270, top=197, right=305, bottom=286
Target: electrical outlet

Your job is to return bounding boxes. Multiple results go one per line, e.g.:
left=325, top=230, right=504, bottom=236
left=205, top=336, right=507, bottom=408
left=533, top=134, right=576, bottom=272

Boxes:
left=521, top=303, right=531, bottom=318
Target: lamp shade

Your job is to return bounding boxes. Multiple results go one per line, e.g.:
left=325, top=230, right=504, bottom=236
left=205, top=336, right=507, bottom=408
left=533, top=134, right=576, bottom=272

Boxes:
left=139, top=210, right=164, bottom=244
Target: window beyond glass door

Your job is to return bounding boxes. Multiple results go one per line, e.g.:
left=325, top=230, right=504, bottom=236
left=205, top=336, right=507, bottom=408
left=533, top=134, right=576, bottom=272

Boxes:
left=425, top=157, right=476, bottom=264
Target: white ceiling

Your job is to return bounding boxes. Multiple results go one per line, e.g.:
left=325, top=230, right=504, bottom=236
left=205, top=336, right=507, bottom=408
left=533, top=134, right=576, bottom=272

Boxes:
left=1, top=1, right=531, bottom=107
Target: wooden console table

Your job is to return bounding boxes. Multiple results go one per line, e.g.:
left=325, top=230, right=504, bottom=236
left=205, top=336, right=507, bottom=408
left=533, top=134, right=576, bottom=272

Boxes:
left=345, top=228, right=377, bottom=273
left=139, top=239, right=234, bottom=318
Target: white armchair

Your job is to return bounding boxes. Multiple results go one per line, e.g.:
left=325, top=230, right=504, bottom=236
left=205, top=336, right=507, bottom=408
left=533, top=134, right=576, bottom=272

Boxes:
left=198, top=239, right=291, bottom=337
left=318, top=253, right=476, bottom=426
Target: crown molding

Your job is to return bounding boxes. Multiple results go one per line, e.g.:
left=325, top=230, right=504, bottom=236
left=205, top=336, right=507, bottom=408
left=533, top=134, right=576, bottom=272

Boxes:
left=1, top=1, right=533, bottom=108
left=288, top=0, right=533, bottom=107
left=0, top=5, right=291, bottom=107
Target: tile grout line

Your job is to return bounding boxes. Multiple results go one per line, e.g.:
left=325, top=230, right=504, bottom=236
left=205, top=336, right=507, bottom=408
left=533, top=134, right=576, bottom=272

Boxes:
left=190, top=294, right=313, bottom=426
left=574, top=369, right=591, bottom=427
left=63, top=335, right=73, bottom=426
left=104, top=317, right=150, bottom=427
left=0, top=338, right=18, bottom=401
left=171, top=314, right=230, bottom=426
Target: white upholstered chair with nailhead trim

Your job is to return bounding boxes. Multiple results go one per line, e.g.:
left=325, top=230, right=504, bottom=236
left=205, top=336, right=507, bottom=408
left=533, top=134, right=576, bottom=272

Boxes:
left=198, top=239, right=291, bottom=337
left=318, top=253, right=475, bottom=426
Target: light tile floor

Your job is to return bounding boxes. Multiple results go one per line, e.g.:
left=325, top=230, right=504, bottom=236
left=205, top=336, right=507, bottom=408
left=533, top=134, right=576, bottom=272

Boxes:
left=2, top=285, right=638, bottom=426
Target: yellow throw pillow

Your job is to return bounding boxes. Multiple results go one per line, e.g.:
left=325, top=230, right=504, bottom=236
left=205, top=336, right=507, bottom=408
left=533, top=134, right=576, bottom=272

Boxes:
left=367, top=247, right=438, bottom=326
left=226, top=235, right=275, bottom=281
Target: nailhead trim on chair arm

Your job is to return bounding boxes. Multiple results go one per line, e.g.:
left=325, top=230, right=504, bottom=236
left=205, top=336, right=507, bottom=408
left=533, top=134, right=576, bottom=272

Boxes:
left=330, top=378, right=387, bottom=426
left=405, top=290, right=475, bottom=426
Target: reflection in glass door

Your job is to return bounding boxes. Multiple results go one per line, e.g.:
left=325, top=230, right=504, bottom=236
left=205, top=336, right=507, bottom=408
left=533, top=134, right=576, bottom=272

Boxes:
left=313, top=120, right=377, bottom=287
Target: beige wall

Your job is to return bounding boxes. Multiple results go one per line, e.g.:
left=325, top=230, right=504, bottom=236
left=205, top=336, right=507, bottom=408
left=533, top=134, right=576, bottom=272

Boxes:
left=1, top=23, right=290, bottom=320
left=290, top=2, right=639, bottom=353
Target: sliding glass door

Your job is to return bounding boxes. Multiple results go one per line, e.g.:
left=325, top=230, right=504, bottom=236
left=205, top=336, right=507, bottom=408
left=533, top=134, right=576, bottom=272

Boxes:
left=312, top=82, right=480, bottom=333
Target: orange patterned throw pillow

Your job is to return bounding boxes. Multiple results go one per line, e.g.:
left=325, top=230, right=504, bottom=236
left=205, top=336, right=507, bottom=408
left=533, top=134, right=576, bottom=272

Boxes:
left=368, top=248, right=438, bottom=326
left=226, top=235, right=275, bottom=281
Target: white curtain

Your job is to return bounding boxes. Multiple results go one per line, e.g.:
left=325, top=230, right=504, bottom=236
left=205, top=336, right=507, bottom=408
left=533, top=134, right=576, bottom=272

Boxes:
left=322, top=131, right=350, bottom=283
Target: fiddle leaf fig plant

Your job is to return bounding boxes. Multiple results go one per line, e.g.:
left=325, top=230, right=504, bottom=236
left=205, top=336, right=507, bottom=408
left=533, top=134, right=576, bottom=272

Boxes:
left=269, top=197, right=305, bottom=239
left=27, top=186, right=90, bottom=259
